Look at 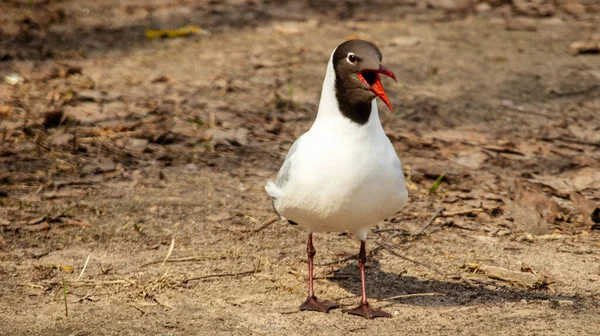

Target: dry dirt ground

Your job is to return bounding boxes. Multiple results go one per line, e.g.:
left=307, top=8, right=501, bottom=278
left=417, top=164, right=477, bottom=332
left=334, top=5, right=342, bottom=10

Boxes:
left=1, top=1, right=600, bottom=335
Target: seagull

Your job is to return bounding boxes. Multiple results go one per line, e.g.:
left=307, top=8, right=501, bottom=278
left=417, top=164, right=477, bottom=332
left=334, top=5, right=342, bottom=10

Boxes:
left=266, top=40, right=408, bottom=319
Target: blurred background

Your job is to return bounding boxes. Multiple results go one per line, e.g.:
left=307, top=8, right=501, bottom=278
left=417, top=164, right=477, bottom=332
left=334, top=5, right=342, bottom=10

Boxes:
left=1, top=1, right=599, bottom=335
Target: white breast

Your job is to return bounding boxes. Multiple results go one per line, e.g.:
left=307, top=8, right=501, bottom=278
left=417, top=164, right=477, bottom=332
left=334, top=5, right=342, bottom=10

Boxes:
left=276, top=102, right=407, bottom=240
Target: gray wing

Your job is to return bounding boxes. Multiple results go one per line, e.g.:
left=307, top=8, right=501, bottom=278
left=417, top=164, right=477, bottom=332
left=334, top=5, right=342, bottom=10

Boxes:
left=274, top=134, right=304, bottom=190
left=269, top=134, right=304, bottom=224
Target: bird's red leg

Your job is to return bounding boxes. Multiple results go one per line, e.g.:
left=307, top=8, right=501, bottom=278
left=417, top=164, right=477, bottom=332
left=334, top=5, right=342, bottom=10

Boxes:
left=299, top=233, right=339, bottom=312
left=343, top=241, right=392, bottom=318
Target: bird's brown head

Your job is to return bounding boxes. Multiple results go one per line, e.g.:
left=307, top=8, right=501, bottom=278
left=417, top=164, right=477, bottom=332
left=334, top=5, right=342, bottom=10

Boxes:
left=332, top=39, right=397, bottom=125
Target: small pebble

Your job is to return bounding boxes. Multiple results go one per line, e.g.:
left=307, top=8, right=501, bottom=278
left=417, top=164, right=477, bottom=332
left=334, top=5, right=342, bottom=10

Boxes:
left=548, top=299, right=574, bottom=309
left=496, top=229, right=512, bottom=237
left=518, top=233, right=535, bottom=243
left=3, top=73, right=23, bottom=85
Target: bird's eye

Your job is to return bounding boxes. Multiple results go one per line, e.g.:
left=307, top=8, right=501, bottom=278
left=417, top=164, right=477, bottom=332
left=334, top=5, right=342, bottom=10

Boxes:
left=346, top=52, right=357, bottom=64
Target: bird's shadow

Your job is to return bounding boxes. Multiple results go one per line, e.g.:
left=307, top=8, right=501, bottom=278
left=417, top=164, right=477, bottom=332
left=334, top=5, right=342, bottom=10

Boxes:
left=326, top=259, right=579, bottom=308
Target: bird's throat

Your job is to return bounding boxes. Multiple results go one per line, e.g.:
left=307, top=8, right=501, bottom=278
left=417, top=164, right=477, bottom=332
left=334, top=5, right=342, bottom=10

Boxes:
left=334, top=77, right=373, bottom=125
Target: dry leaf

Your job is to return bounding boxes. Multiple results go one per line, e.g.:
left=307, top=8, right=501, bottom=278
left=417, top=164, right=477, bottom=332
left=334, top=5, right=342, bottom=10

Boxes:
left=145, top=25, right=203, bottom=39
left=424, top=129, right=488, bottom=144
left=3, top=73, right=24, bottom=85
left=27, top=216, right=46, bottom=225
left=515, top=184, right=560, bottom=223
left=563, top=0, right=586, bottom=16
left=570, top=192, right=597, bottom=215
left=389, top=36, right=421, bottom=47
left=42, top=190, right=86, bottom=199
left=451, top=150, right=487, bottom=170
left=64, top=220, right=93, bottom=227
left=23, top=222, right=51, bottom=231
left=465, top=263, right=547, bottom=289
left=528, top=167, right=600, bottom=195
left=204, top=128, right=249, bottom=147
left=482, top=145, right=526, bottom=156
left=274, top=22, right=301, bottom=35
left=207, top=212, right=233, bottom=222
left=513, top=0, right=555, bottom=16
left=507, top=199, right=551, bottom=235
left=0, top=105, right=11, bottom=118
left=505, top=18, right=538, bottom=32
left=570, top=35, right=600, bottom=55
left=427, top=0, right=477, bottom=10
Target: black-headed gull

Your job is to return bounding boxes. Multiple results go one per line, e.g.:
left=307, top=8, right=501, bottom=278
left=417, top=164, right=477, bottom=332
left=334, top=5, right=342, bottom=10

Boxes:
left=266, top=40, right=408, bottom=319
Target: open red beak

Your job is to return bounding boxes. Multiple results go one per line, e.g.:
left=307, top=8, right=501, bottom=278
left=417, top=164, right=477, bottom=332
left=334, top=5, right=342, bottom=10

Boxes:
left=358, top=64, right=397, bottom=111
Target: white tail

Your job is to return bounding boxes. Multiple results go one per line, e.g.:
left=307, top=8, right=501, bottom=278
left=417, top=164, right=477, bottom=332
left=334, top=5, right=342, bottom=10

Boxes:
left=265, top=180, right=284, bottom=198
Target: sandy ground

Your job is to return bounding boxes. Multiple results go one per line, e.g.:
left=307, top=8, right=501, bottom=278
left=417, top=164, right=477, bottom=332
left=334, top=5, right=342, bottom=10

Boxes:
left=1, top=1, right=600, bottom=335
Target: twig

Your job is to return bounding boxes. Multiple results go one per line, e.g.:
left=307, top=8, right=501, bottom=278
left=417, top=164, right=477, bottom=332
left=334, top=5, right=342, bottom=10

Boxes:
left=151, top=269, right=171, bottom=285
left=316, top=254, right=357, bottom=266
left=407, top=208, right=484, bottom=218
left=129, top=304, right=148, bottom=315
left=239, top=216, right=278, bottom=233
left=371, top=228, right=411, bottom=235
left=162, top=237, right=175, bottom=267
left=151, top=296, right=173, bottom=309
left=78, top=131, right=142, bottom=143
left=280, top=310, right=301, bottom=315
left=442, top=208, right=484, bottom=217
left=414, top=207, right=444, bottom=236
left=41, top=279, right=131, bottom=287
left=182, top=270, right=258, bottom=284
left=464, top=278, right=499, bottom=287
left=377, top=292, right=446, bottom=301
left=549, top=84, right=599, bottom=97
left=464, top=263, right=547, bottom=289
left=75, top=294, right=98, bottom=303
left=316, top=243, right=385, bottom=267
left=314, top=274, right=353, bottom=280
left=77, top=254, right=91, bottom=281
left=377, top=241, right=453, bottom=278
left=23, top=222, right=51, bottom=231
left=502, top=103, right=554, bottom=118
left=540, top=136, right=600, bottom=147
left=62, top=278, right=68, bottom=317
left=317, top=233, right=406, bottom=267
left=142, top=255, right=209, bottom=267
left=252, top=59, right=301, bottom=69
left=481, top=145, right=525, bottom=156
left=398, top=110, right=421, bottom=120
